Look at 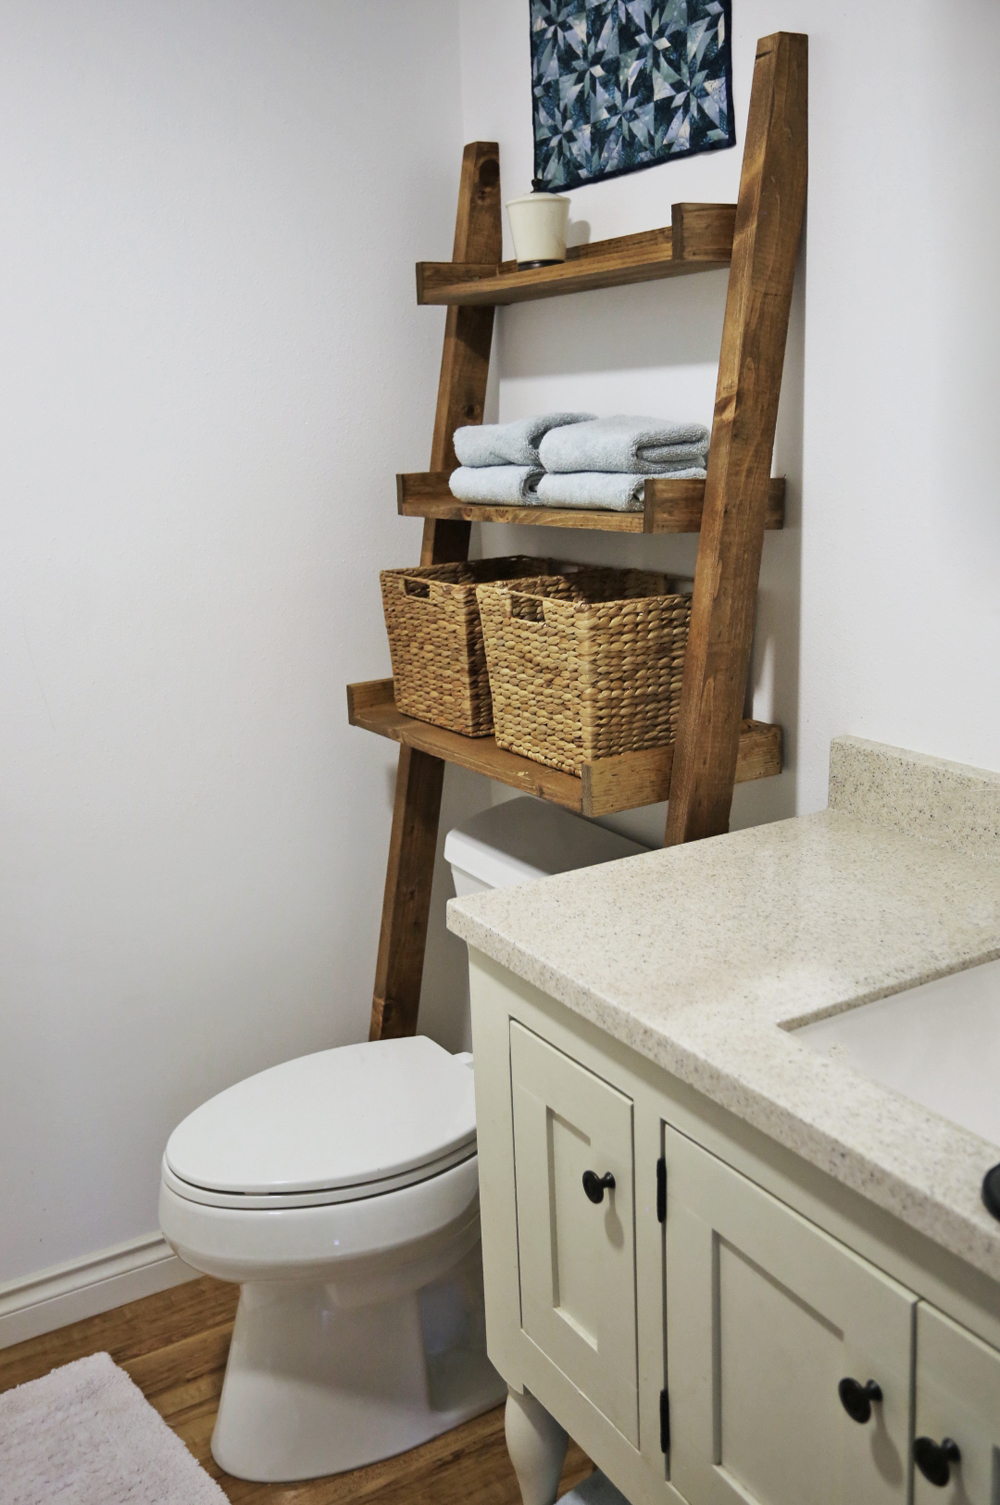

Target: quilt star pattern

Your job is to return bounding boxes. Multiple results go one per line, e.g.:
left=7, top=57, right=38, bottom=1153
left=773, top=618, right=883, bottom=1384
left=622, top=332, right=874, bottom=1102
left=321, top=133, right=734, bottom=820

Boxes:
left=529, top=0, right=735, bottom=190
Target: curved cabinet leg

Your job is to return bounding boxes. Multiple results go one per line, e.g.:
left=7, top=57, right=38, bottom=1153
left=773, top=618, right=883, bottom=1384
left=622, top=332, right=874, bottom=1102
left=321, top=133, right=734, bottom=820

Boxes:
left=505, top=1386, right=568, bottom=1505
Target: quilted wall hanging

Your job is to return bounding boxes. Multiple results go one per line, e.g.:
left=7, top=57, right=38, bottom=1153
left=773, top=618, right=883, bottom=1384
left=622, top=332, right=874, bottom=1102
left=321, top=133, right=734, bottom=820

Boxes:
left=530, top=1, right=735, bottom=190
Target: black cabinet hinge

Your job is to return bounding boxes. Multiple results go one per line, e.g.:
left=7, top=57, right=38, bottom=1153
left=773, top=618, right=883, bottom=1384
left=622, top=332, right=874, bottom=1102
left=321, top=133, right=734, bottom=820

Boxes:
left=656, top=1156, right=666, bottom=1222
left=660, top=1387, right=670, bottom=1453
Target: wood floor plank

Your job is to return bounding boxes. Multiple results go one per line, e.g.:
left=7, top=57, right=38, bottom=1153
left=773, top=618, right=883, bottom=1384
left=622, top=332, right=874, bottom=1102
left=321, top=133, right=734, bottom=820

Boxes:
left=169, top=1387, right=227, bottom=1441
left=1, top=1276, right=593, bottom=1504
left=0, top=1275, right=236, bottom=1391
left=122, top=1321, right=233, bottom=1399
left=215, top=1407, right=515, bottom=1505
left=176, top=1401, right=589, bottom=1505
left=145, top=1364, right=227, bottom=1422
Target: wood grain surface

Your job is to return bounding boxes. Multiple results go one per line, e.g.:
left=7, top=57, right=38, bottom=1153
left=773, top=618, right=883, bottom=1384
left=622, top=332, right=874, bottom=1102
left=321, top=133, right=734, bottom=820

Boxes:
left=397, top=473, right=785, bottom=535
left=664, top=33, right=807, bottom=847
left=423, top=140, right=502, bottom=564
left=415, top=203, right=736, bottom=306
left=370, top=744, right=446, bottom=1041
left=348, top=682, right=782, bottom=818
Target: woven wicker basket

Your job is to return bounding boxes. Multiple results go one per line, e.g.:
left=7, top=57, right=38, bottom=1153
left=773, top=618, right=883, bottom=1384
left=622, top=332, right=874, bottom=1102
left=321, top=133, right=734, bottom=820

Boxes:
left=477, top=566, right=691, bottom=774
left=380, top=557, right=559, bottom=737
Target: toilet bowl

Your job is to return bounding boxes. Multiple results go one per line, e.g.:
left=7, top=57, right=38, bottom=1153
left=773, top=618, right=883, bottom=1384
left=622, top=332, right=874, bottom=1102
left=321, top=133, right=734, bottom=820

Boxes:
left=160, top=1038, right=490, bottom=1481
left=160, top=797, right=644, bottom=1482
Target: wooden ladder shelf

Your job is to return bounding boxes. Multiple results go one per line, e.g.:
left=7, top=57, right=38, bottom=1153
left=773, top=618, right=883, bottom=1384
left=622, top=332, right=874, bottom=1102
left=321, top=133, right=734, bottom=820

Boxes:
left=350, top=31, right=807, bottom=1040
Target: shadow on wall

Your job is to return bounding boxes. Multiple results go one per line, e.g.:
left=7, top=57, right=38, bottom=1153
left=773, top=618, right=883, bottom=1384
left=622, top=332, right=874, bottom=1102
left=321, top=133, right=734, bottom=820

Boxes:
left=500, top=266, right=730, bottom=381
left=417, top=765, right=489, bottom=1054
left=731, top=228, right=806, bottom=834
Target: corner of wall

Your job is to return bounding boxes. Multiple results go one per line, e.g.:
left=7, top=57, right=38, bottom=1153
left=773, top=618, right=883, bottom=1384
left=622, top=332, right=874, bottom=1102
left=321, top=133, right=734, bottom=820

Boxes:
left=829, top=736, right=1000, bottom=864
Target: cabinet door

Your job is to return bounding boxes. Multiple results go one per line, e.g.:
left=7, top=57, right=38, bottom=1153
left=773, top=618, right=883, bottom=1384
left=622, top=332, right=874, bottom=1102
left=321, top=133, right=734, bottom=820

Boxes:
left=664, top=1124, right=914, bottom=1505
left=914, top=1302, right=1000, bottom=1504
left=510, top=1021, right=639, bottom=1445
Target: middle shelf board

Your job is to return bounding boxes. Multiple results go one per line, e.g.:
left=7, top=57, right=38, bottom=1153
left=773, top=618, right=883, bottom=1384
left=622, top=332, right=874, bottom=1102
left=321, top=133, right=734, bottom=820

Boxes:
left=347, top=679, right=782, bottom=819
left=397, top=473, right=785, bottom=535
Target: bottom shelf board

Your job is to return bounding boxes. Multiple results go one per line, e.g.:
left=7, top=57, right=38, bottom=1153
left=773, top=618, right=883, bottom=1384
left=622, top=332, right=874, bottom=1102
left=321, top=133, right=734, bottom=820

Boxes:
left=347, top=679, right=782, bottom=818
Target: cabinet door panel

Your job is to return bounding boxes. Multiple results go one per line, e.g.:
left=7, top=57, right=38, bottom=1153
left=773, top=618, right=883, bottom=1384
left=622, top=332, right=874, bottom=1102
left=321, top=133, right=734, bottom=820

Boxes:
left=510, top=1020, right=639, bottom=1445
left=915, top=1303, right=1000, bottom=1505
left=664, top=1124, right=914, bottom=1505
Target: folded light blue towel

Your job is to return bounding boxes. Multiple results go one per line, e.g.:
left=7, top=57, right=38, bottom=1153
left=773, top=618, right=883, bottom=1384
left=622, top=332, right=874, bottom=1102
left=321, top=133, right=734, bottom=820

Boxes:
left=449, top=465, right=542, bottom=503
left=559, top=1471, right=632, bottom=1505
left=453, top=412, right=595, bottom=468
left=535, top=467, right=706, bottom=512
left=539, top=414, right=710, bottom=475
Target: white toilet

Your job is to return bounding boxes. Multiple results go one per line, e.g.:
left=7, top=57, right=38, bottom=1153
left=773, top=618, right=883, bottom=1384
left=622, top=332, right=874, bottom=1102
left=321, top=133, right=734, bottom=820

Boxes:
left=159, top=797, right=644, bottom=1483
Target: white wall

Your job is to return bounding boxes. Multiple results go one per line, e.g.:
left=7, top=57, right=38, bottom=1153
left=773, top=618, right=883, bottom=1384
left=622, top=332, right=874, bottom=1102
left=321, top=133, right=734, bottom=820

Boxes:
left=0, top=0, right=463, bottom=1287
left=6, top=0, right=1000, bottom=1303
left=458, top=0, right=1000, bottom=843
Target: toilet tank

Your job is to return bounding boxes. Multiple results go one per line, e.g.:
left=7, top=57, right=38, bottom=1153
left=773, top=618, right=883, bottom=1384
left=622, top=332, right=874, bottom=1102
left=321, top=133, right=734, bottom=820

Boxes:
left=444, top=797, right=647, bottom=897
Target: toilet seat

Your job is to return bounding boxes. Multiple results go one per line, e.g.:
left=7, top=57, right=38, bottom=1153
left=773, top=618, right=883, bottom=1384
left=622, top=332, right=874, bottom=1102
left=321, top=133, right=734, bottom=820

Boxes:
left=160, top=1151, right=482, bottom=1285
left=161, top=1141, right=477, bottom=1209
left=164, top=1036, right=477, bottom=1211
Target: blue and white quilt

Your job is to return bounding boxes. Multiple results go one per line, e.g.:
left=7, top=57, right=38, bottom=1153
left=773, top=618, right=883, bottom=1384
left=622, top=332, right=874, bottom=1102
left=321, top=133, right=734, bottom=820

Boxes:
left=530, top=1, right=735, bottom=190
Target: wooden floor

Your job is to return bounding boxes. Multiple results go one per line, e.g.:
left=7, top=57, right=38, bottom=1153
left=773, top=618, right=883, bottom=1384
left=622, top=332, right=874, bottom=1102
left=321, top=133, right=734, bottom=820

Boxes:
left=0, top=1276, right=593, bottom=1504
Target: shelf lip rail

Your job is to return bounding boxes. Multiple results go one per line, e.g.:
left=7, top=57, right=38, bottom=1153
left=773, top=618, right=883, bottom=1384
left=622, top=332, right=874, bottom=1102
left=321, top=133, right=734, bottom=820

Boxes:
left=416, top=202, right=736, bottom=306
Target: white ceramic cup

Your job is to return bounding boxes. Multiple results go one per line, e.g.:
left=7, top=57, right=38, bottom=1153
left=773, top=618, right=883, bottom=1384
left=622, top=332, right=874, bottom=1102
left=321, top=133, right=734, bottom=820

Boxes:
left=506, top=193, right=570, bottom=268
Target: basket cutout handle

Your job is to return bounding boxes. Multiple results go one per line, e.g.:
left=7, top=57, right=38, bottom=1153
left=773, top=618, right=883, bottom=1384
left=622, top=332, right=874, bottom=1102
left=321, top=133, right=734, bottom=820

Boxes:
left=507, top=591, right=547, bottom=624
left=402, top=578, right=431, bottom=599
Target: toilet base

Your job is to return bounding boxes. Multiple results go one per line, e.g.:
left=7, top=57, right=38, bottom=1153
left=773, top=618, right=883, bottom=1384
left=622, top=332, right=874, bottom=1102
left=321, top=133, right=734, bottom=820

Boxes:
left=211, top=1251, right=506, bottom=1482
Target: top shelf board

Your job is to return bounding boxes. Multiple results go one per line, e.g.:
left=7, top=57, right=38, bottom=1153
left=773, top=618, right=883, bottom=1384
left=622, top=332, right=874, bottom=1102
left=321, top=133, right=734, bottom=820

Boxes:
left=417, top=202, right=736, bottom=306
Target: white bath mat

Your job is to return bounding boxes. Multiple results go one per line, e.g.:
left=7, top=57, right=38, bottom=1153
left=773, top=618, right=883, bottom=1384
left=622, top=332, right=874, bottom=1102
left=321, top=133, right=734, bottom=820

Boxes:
left=0, top=1350, right=227, bottom=1503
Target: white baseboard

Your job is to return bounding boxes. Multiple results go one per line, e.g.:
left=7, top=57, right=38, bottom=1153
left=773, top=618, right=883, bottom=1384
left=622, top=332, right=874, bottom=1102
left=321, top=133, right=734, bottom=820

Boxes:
left=0, top=1234, right=198, bottom=1350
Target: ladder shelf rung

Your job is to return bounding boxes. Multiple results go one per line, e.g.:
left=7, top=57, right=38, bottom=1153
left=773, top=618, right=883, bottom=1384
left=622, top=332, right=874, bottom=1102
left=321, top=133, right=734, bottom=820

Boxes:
left=347, top=679, right=782, bottom=818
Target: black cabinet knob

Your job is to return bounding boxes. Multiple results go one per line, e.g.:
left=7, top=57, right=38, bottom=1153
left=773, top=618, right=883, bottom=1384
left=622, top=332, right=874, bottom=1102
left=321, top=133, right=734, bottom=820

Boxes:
left=582, top=1170, right=616, bottom=1204
left=838, top=1377, right=882, bottom=1424
left=914, top=1436, right=961, bottom=1487
left=983, top=1162, right=1000, bottom=1221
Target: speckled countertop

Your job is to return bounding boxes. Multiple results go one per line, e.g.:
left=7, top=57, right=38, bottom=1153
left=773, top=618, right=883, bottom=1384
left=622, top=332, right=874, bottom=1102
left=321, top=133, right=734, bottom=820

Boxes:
left=447, top=737, right=1000, bottom=1283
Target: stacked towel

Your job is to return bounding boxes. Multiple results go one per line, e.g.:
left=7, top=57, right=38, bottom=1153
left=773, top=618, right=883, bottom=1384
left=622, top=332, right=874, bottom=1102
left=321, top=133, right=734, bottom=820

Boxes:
left=449, top=412, right=594, bottom=505
left=448, top=413, right=710, bottom=512
left=449, top=464, right=543, bottom=503
left=454, top=413, right=595, bottom=468
left=535, top=413, right=710, bottom=511
left=533, top=471, right=702, bottom=511
left=538, top=415, right=710, bottom=476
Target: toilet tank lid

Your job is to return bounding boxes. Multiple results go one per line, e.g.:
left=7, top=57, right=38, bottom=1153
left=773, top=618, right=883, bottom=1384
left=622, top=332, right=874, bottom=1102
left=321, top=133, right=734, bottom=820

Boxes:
left=444, top=797, right=647, bottom=890
left=165, top=1037, right=477, bottom=1197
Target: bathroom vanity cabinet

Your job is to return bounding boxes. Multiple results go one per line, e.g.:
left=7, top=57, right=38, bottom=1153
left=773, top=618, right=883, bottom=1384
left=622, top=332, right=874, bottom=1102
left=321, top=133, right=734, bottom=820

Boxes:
left=471, top=951, right=1000, bottom=1505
